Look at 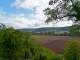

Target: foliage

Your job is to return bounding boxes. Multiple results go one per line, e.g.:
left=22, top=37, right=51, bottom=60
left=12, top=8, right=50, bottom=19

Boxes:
left=0, top=23, right=6, bottom=30
left=64, top=40, right=80, bottom=60
left=44, top=0, right=80, bottom=23
left=0, top=24, right=63, bottom=60
left=70, top=25, right=80, bottom=36
left=0, top=28, right=25, bottom=60
left=44, top=0, right=80, bottom=32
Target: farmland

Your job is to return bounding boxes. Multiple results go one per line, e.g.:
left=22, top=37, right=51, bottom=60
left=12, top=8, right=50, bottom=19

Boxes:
left=33, top=35, right=80, bottom=54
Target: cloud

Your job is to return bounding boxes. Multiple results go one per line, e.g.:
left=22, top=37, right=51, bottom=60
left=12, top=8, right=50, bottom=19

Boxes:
left=0, top=12, right=52, bottom=29
left=11, top=0, right=50, bottom=9
left=6, top=14, right=72, bottom=29
left=11, top=0, right=50, bottom=22
left=7, top=14, right=53, bottom=29
left=0, top=0, right=73, bottom=29
left=1, top=12, right=72, bottom=29
left=0, top=9, right=8, bottom=23
left=10, top=0, right=55, bottom=29
left=0, top=9, right=51, bottom=29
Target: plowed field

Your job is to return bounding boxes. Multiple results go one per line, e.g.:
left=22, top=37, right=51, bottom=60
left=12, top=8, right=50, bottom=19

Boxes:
left=33, top=35, right=80, bottom=54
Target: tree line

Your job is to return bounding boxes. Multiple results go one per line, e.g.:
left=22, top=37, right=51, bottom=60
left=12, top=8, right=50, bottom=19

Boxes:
left=28, top=31, right=80, bottom=36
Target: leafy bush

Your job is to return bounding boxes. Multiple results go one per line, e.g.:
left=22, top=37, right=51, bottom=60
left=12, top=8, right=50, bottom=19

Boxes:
left=64, top=40, right=80, bottom=60
left=0, top=24, right=61, bottom=60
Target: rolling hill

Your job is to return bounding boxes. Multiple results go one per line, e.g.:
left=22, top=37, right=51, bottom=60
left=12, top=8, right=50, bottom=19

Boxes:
left=17, top=26, right=71, bottom=32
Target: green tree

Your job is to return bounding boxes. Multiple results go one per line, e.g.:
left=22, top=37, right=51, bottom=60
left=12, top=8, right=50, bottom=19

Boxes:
left=70, top=25, right=80, bottom=36
left=64, top=40, right=80, bottom=60
left=44, top=0, right=80, bottom=31
left=1, top=28, right=25, bottom=60
left=63, top=32, right=68, bottom=36
left=0, top=24, right=63, bottom=60
left=0, top=23, right=6, bottom=30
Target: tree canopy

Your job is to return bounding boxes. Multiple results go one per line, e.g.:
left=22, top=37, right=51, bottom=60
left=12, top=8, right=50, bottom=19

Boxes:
left=64, top=40, right=80, bottom=60
left=44, top=0, right=80, bottom=31
left=0, top=24, right=62, bottom=60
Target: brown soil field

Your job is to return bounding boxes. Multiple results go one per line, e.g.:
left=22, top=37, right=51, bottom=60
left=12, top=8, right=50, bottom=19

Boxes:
left=33, top=35, right=80, bottom=54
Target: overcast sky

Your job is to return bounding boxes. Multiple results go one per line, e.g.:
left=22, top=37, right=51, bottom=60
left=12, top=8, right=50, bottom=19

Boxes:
left=0, top=0, right=73, bottom=29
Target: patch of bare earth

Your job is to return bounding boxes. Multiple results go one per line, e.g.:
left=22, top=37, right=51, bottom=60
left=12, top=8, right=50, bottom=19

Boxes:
left=42, top=36, right=80, bottom=54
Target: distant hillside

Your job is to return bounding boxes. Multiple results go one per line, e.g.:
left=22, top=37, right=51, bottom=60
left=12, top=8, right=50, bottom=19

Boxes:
left=17, top=26, right=71, bottom=32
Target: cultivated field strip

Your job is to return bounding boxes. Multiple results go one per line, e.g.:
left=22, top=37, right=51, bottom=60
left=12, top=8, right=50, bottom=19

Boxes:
left=33, top=35, right=80, bottom=54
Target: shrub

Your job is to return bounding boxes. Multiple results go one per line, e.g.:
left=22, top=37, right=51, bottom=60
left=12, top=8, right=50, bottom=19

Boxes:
left=64, top=40, right=80, bottom=60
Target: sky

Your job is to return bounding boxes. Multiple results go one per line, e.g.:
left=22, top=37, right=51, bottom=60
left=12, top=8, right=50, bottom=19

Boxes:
left=0, top=0, right=73, bottom=29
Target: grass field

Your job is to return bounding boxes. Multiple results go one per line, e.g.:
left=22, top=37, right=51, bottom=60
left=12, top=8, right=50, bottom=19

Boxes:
left=32, top=35, right=48, bottom=40
left=32, top=35, right=80, bottom=54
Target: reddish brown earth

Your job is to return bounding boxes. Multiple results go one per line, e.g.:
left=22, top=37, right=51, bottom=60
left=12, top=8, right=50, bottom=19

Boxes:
left=42, top=36, right=80, bottom=54
left=33, top=35, right=80, bottom=54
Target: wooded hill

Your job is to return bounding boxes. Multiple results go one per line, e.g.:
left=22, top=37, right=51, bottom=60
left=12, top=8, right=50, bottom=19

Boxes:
left=17, top=26, right=70, bottom=32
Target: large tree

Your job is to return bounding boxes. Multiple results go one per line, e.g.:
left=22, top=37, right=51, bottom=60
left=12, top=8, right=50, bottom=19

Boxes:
left=44, top=0, right=80, bottom=31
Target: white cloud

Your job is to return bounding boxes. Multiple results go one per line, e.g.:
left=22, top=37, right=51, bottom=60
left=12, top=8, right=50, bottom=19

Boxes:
left=0, top=9, right=8, bottom=23
left=0, top=12, right=72, bottom=29
left=5, top=15, right=72, bottom=29
left=10, top=0, right=56, bottom=29
left=54, top=21, right=73, bottom=27
left=0, top=12, right=52, bottom=29
left=11, top=0, right=50, bottom=9
left=0, top=0, right=73, bottom=29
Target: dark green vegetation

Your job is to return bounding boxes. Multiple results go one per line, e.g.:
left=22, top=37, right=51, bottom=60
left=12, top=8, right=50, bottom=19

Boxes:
left=0, top=24, right=63, bottom=60
left=64, top=40, right=80, bottom=60
left=0, top=25, right=80, bottom=60
left=0, top=23, right=80, bottom=60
